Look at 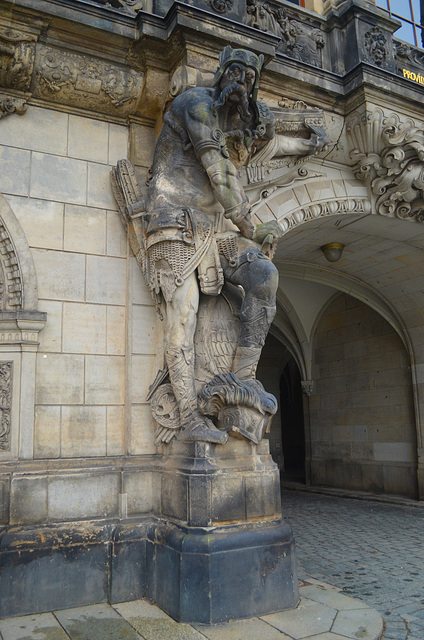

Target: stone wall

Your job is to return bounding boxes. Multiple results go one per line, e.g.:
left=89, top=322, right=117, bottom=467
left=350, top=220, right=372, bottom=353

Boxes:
left=310, top=293, right=418, bottom=498
left=0, top=105, right=161, bottom=525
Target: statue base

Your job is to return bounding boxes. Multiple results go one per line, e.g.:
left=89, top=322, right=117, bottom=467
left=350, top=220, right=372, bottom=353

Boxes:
left=146, top=518, right=298, bottom=623
left=147, top=438, right=299, bottom=623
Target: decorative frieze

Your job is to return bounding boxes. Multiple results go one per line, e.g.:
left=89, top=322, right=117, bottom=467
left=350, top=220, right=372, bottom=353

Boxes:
left=34, top=45, right=143, bottom=117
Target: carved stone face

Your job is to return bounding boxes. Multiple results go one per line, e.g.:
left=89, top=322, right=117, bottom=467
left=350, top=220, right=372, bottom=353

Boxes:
left=219, top=62, right=256, bottom=99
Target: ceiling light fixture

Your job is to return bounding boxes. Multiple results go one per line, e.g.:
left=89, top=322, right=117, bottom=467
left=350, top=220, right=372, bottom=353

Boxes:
left=321, top=242, right=344, bottom=263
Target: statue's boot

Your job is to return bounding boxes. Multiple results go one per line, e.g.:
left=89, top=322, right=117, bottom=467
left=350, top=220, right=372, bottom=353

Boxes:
left=165, top=344, right=228, bottom=445
left=233, top=301, right=276, bottom=380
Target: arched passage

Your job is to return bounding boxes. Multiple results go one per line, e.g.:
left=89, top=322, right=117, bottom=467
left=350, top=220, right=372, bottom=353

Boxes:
left=310, top=292, right=417, bottom=498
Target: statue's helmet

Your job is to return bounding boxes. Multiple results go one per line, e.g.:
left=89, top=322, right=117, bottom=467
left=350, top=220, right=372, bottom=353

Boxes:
left=213, top=46, right=264, bottom=102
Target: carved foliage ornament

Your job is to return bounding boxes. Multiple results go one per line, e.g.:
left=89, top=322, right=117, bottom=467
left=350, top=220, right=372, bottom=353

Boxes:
left=347, top=108, right=424, bottom=222
left=0, top=27, right=36, bottom=93
left=0, top=362, right=12, bottom=451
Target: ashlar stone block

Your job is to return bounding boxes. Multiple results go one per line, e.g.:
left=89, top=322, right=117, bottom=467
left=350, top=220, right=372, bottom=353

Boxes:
left=87, top=162, right=117, bottom=209
left=64, top=205, right=106, bottom=255
left=68, top=115, right=109, bottom=163
left=34, top=405, right=61, bottom=459
left=48, top=472, right=119, bottom=520
left=129, top=404, right=156, bottom=454
left=86, top=255, right=127, bottom=305
left=61, top=405, right=107, bottom=457
left=33, top=249, right=85, bottom=302
left=107, top=211, right=128, bottom=258
left=85, top=355, right=125, bottom=405
left=108, top=123, right=129, bottom=166
left=132, top=304, right=158, bottom=355
left=0, top=146, right=31, bottom=197
left=36, top=353, right=84, bottom=405
left=62, top=302, right=107, bottom=354
left=35, top=300, right=63, bottom=353
left=31, top=152, right=87, bottom=205
left=0, top=106, right=68, bottom=155
left=10, top=476, right=48, bottom=525
left=106, top=405, right=125, bottom=456
left=6, top=195, right=64, bottom=250
left=106, top=306, right=126, bottom=356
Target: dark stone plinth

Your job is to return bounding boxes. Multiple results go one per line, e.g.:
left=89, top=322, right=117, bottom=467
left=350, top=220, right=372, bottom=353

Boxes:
left=0, top=521, right=149, bottom=618
left=146, top=518, right=299, bottom=624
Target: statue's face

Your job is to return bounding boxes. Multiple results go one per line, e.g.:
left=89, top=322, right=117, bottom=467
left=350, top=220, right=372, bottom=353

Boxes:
left=219, top=62, right=256, bottom=99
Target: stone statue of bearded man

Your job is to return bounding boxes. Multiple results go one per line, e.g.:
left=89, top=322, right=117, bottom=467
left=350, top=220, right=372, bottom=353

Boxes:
left=113, top=46, right=326, bottom=445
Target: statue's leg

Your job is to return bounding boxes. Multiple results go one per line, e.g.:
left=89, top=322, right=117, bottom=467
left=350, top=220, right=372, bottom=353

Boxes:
left=224, top=246, right=278, bottom=380
left=163, top=272, right=228, bottom=444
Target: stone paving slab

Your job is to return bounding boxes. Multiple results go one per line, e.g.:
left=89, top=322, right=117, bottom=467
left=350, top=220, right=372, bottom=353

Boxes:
left=0, top=613, right=69, bottom=640
left=0, top=586, right=384, bottom=640
left=54, top=603, right=143, bottom=640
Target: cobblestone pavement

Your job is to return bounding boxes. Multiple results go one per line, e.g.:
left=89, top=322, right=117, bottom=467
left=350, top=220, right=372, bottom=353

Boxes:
left=282, top=489, right=424, bottom=640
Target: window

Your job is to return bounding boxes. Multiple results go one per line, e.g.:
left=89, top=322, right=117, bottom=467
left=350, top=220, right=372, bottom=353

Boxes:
left=375, top=0, right=423, bottom=47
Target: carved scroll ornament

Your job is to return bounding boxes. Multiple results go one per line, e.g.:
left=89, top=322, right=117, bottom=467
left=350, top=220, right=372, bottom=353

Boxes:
left=347, top=108, right=424, bottom=222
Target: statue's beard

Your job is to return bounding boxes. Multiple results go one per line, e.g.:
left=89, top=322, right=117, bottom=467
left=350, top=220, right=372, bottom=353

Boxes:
left=213, top=83, right=251, bottom=122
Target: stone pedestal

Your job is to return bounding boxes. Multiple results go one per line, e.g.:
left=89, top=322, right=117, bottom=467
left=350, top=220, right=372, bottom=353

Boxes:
left=146, top=439, right=299, bottom=623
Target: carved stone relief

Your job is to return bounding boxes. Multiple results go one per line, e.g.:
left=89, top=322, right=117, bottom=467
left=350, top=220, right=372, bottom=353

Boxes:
left=0, top=27, right=37, bottom=93
left=34, top=45, right=143, bottom=116
left=275, top=8, right=325, bottom=68
left=209, top=0, right=234, bottom=14
left=364, top=26, right=387, bottom=67
left=0, top=94, right=27, bottom=119
left=347, top=107, right=424, bottom=222
left=0, top=362, right=12, bottom=452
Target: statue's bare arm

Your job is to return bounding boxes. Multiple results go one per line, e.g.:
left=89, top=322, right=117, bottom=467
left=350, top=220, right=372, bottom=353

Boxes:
left=182, top=101, right=254, bottom=237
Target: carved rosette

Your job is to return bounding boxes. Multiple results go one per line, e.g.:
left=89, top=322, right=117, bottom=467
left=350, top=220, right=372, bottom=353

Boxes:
left=34, top=45, right=143, bottom=116
left=0, top=361, right=12, bottom=451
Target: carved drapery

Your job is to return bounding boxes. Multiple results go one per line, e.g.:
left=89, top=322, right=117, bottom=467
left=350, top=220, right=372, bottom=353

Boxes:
left=347, top=107, right=424, bottom=222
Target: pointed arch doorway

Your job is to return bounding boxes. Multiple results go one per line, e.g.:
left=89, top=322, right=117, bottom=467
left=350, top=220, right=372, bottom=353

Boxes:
left=257, top=333, right=306, bottom=484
